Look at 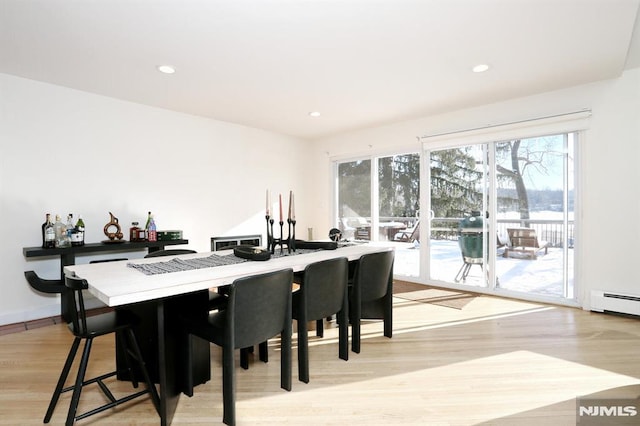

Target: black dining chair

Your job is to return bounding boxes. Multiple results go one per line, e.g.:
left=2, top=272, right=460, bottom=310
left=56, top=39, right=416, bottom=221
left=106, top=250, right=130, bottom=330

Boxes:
left=144, top=249, right=227, bottom=311
left=293, top=272, right=330, bottom=339
left=349, top=250, right=395, bottom=353
left=182, top=268, right=293, bottom=426
left=293, top=257, right=349, bottom=383
left=44, top=275, right=160, bottom=425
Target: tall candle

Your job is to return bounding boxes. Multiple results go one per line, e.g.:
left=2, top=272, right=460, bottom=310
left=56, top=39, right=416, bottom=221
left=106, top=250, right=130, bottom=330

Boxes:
left=279, top=194, right=283, bottom=222
left=291, top=191, right=295, bottom=220
left=288, top=191, right=292, bottom=220
left=266, top=189, right=270, bottom=216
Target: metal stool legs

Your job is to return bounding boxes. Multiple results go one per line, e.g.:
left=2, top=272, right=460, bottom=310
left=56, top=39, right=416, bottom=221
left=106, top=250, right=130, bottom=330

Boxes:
left=44, top=338, right=82, bottom=423
left=44, top=329, right=159, bottom=425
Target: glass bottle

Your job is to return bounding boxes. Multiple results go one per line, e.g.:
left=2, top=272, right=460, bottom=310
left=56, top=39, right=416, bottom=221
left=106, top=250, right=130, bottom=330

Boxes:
left=130, top=222, right=140, bottom=242
left=54, top=214, right=70, bottom=248
left=42, top=213, right=55, bottom=248
left=144, top=211, right=151, bottom=231
left=66, top=214, right=77, bottom=244
left=72, top=215, right=85, bottom=246
left=144, top=211, right=152, bottom=241
left=147, top=215, right=157, bottom=242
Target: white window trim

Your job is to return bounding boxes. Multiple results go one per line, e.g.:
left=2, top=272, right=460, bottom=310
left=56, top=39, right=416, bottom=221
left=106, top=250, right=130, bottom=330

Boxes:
left=419, top=110, right=591, bottom=149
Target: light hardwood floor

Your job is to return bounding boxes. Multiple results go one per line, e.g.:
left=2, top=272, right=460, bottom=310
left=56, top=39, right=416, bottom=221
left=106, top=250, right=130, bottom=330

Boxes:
left=1, top=291, right=639, bottom=425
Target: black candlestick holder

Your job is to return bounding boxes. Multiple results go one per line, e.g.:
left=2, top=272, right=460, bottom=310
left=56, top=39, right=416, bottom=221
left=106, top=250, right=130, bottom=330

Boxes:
left=288, top=218, right=297, bottom=251
left=266, top=215, right=296, bottom=254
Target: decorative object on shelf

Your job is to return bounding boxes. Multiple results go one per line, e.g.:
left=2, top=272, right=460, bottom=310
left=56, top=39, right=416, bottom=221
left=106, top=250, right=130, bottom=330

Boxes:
left=329, top=228, right=342, bottom=242
left=129, top=222, right=143, bottom=241
left=103, top=212, right=124, bottom=242
left=147, top=214, right=157, bottom=242
left=42, top=213, right=55, bottom=248
left=73, top=215, right=85, bottom=246
left=157, top=230, right=183, bottom=241
left=54, top=214, right=71, bottom=248
left=265, top=189, right=296, bottom=254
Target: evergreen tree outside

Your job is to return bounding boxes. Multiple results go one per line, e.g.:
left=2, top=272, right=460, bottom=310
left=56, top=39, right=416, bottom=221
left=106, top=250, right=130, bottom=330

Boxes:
left=378, top=154, right=420, bottom=220
left=430, top=146, right=483, bottom=218
left=337, top=159, right=371, bottom=219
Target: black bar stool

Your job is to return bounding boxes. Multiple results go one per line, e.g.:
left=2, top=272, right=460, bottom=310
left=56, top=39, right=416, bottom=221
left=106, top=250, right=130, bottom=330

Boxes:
left=44, top=275, right=160, bottom=425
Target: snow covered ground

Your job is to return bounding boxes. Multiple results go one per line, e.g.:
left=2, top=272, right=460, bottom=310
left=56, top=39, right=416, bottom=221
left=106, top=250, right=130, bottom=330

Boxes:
left=391, top=239, right=573, bottom=299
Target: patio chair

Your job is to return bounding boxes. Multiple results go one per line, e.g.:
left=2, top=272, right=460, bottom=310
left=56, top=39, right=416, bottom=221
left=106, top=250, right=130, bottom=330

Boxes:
left=503, top=228, right=549, bottom=260
left=394, top=220, right=420, bottom=243
left=339, top=217, right=370, bottom=240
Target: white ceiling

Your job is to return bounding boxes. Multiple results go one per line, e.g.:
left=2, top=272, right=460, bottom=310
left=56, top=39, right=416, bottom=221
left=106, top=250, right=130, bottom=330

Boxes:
left=1, top=0, right=639, bottom=140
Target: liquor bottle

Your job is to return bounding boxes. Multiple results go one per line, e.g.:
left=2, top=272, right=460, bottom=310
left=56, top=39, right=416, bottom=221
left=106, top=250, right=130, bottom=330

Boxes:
left=42, top=213, right=55, bottom=248
left=66, top=214, right=75, bottom=242
left=72, top=215, right=85, bottom=246
left=54, top=214, right=70, bottom=248
left=41, top=213, right=48, bottom=247
left=145, top=211, right=151, bottom=231
left=130, top=222, right=140, bottom=241
left=144, top=211, right=152, bottom=241
left=147, top=214, right=157, bottom=242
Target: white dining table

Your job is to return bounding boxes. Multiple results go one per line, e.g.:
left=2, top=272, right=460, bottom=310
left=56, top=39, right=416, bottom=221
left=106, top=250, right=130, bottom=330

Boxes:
left=63, top=242, right=393, bottom=426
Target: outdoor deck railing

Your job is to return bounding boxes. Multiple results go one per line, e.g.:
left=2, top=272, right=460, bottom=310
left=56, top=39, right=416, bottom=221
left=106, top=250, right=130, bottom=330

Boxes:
left=354, top=216, right=575, bottom=248
left=428, top=217, right=574, bottom=248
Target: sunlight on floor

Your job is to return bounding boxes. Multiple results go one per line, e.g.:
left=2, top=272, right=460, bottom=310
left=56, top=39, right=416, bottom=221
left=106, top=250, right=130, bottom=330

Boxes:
left=166, top=293, right=640, bottom=425
left=353, top=350, right=640, bottom=425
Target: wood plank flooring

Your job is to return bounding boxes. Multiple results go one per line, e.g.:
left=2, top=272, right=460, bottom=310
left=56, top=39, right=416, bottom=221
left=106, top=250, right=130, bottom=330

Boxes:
left=1, top=289, right=639, bottom=425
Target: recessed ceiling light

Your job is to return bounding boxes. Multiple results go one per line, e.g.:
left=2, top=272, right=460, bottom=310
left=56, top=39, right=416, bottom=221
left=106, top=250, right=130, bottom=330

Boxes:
left=157, top=65, right=176, bottom=74
left=472, top=64, right=490, bottom=73
left=309, top=111, right=321, bottom=117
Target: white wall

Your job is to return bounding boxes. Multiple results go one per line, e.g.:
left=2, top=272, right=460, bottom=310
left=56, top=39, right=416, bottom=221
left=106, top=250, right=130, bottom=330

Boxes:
left=3, top=69, right=638, bottom=324
left=0, top=73, right=312, bottom=325
left=308, top=68, right=640, bottom=309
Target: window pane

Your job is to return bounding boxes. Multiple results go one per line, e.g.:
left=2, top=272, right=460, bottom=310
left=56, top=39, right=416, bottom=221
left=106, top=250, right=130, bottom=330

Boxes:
left=378, top=153, right=420, bottom=239
left=429, top=145, right=487, bottom=286
left=494, top=134, right=574, bottom=298
left=337, top=159, right=371, bottom=240
left=379, top=153, right=421, bottom=277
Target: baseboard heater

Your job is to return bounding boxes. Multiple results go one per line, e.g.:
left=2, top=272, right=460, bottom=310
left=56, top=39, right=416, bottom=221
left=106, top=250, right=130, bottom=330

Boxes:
left=591, top=290, right=640, bottom=316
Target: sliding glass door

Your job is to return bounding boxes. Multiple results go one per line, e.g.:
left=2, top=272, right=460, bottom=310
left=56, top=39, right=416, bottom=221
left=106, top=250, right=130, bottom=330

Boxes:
left=493, top=134, right=575, bottom=299
left=425, top=133, right=575, bottom=300
left=428, top=144, right=490, bottom=288
left=333, top=129, right=576, bottom=303
left=378, top=154, right=420, bottom=277
left=335, top=153, right=421, bottom=277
